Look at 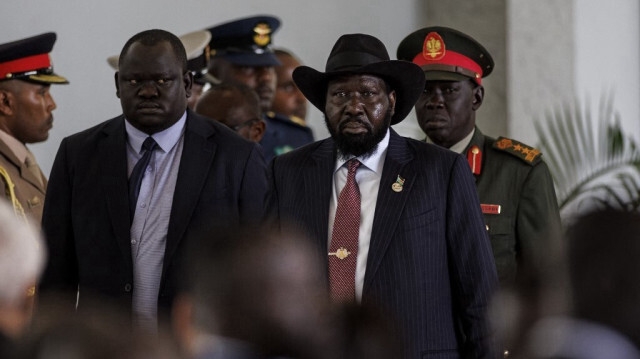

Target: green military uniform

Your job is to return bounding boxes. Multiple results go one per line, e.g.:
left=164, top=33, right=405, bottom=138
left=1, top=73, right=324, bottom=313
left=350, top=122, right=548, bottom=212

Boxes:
left=464, top=127, right=561, bottom=286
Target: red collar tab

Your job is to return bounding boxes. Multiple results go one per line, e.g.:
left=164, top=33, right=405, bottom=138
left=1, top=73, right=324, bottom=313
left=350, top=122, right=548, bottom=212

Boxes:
left=466, top=145, right=482, bottom=175
left=413, top=32, right=483, bottom=84
left=0, top=53, right=51, bottom=79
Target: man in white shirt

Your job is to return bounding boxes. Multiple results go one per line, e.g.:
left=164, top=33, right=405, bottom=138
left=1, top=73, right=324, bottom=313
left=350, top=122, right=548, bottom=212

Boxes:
left=267, top=33, right=498, bottom=358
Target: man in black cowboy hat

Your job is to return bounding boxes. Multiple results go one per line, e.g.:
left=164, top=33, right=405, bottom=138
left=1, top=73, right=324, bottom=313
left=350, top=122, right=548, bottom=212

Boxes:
left=0, top=32, right=68, bottom=224
left=397, top=27, right=561, bottom=288
left=266, top=33, right=498, bottom=359
left=205, top=15, right=314, bottom=162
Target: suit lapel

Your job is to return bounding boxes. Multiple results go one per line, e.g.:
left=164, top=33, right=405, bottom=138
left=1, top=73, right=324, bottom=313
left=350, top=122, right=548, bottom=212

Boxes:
left=163, top=112, right=216, bottom=275
left=363, top=130, right=415, bottom=293
left=98, top=116, right=133, bottom=272
left=303, top=139, right=336, bottom=258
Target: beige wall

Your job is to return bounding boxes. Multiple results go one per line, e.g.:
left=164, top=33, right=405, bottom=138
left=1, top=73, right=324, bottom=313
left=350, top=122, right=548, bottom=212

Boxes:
left=2, top=1, right=639, bottom=174
left=1, top=0, right=426, bottom=175
left=422, top=0, right=509, bottom=139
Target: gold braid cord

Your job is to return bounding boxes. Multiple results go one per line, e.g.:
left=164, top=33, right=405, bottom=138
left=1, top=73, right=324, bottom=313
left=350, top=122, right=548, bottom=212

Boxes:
left=0, top=165, right=27, bottom=222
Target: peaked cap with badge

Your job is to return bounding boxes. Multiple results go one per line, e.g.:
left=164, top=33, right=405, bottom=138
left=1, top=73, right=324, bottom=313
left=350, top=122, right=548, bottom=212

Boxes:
left=397, top=27, right=562, bottom=297
left=0, top=32, right=68, bottom=85
left=293, top=33, right=425, bottom=125
left=206, top=15, right=281, bottom=67
left=397, top=26, right=493, bottom=85
left=0, top=32, right=67, bottom=225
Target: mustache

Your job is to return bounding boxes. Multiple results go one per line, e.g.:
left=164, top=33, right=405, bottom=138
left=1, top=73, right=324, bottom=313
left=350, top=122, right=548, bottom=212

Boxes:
left=338, top=117, right=372, bottom=131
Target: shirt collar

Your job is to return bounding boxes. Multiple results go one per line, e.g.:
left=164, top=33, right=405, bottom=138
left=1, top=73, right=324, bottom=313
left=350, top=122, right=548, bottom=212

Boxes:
left=0, top=128, right=28, bottom=163
left=125, top=111, right=187, bottom=154
left=334, top=128, right=390, bottom=174
left=425, top=128, right=475, bottom=154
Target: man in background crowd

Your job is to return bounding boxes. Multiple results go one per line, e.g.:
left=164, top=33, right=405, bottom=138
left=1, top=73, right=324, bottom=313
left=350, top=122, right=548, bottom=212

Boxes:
left=205, top=15, right=314, bottom=161
left=0, top=32, right=68, bottom=223
left=195, top=82, right=265, bottom=142
left=272, top=49, right=308, bottom=125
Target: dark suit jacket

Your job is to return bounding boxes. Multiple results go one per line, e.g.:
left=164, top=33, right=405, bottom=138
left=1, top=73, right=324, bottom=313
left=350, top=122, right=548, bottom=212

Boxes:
left=40, top=110, right=268, bottom=316
left=267, top=130, right=498, bottom=359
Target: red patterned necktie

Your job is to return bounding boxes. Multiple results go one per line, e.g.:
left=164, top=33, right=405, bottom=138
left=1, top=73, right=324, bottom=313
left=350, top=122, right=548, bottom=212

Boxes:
left=329, top=159, right=361, bottom=302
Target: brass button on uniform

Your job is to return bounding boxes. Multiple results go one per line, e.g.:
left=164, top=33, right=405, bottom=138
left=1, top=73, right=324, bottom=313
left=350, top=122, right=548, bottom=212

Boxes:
left=28, top=196, right=41, bottom=208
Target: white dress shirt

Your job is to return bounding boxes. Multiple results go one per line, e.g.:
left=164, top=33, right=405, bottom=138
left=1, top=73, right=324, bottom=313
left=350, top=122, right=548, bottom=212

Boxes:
left=328, top=129, right=390, bottom=302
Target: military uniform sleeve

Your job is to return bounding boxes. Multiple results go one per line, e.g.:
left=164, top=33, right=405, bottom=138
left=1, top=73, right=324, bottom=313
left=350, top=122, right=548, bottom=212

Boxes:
left=39, top=138, right=79, bottom=306
left=515, top=160, right=561, bottom=277
left=446, top=155, right=499, bottom=359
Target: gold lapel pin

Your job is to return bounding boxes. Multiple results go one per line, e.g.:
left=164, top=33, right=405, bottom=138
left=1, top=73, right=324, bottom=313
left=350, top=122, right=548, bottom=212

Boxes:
left=392, top=175, right=405, bottom=193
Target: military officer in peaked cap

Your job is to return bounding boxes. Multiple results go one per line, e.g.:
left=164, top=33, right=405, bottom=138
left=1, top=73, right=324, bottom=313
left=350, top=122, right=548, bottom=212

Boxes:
left=107, top=30, right=212, bottom=110
left=205, top=15, right=314, bottom=162
left=397, top=27, right=561, bottom=288
left=0, top=32, right=68, bottom=224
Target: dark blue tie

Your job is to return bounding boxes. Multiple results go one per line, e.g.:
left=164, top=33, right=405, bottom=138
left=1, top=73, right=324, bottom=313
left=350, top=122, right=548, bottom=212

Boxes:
left=129, top=137, right=157, bottom=222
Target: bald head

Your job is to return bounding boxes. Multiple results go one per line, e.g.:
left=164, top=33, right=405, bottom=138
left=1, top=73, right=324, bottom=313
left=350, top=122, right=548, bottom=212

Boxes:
left=195, top=83, right=265, bottom=142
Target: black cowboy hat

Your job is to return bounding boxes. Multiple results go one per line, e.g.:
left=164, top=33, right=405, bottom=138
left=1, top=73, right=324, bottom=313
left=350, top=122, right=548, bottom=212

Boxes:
left=292, top=33, right=424, bottom=125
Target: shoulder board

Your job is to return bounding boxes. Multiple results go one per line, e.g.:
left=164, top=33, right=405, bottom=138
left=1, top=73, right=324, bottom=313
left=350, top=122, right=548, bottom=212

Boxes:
left=492, top=137, right=542, bottom=165
left=265, top=111, right=309, bottom=128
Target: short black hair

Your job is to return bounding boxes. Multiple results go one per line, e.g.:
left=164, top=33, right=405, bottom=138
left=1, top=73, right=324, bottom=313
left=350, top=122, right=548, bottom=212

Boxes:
left=119, top=29, right=187, bottom=72
left=207, top=82, right=260, bottom=112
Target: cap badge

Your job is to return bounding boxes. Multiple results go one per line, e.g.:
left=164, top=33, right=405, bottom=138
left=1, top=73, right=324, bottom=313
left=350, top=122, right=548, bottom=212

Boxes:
left=253, top=23, right=272, bottom=47
left=423, top=32, right=445, bottom=61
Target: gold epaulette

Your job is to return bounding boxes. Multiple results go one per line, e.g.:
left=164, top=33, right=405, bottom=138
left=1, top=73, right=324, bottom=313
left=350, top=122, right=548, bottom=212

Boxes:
left=266, top=111, right=308, bottom=127
left=492, top=137, right=542, bottom=165
left=0, top=165, right=27, bottom=222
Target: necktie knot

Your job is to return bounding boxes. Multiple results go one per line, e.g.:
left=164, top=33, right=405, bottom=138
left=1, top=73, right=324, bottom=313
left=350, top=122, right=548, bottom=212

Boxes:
left=141, top=137, right=158, bottom=153
left=129, top=137, right=158, bottom=223
left=347, top=158, right=361, bottom=175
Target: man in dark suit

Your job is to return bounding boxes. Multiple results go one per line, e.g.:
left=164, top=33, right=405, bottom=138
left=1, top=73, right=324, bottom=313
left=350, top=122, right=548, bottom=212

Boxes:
left=267, top=33, right=498, bottom=358
left=40, top=29, right=267, bottom=330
